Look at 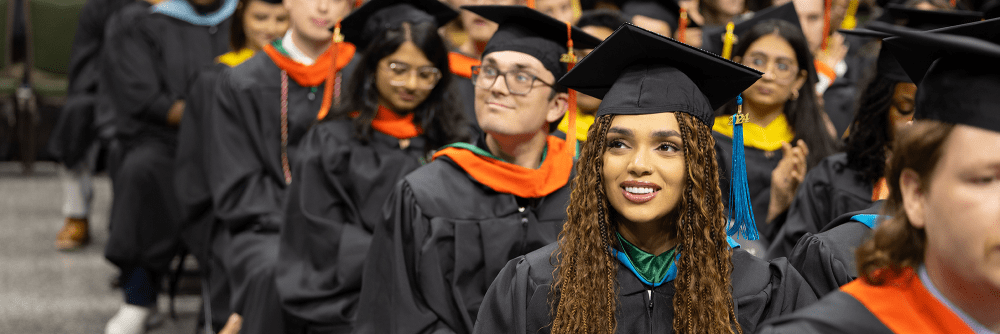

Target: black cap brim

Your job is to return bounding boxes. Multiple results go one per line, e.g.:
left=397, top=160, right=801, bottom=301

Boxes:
left=340, top=0, right=459, bottom=49
left=702, top=2, right=801, bottom=56
left=873, top=18, right=1000, bottom=83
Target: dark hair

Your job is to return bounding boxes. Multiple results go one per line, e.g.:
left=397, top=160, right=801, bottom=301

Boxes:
left=718, top=19, right=839, bottom=168
left=576, top=9, right=627, bottom=31
left=333, top=21, right=469, bottom=152
left=843, top=70, right=900, bottom=186
left=855, top=120, right=954, bottom=285
left=230, top=0, right=252, bottom=51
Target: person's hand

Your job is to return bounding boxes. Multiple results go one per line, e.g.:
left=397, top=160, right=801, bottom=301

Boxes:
left=678, top=0, right=704, bottom=26
left=218, top=313, right=242, bottom=334
left=816, top=32, right=848, bottom=74
left=768, top=139, right=809, bottom=222
left=167, top=100, right=185, bottom=127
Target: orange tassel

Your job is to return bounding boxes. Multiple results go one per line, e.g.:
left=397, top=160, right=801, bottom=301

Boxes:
left=526, top=0, right=535, bottom=9
left=561, top=23, right=577, bottom=155
left=355, top=0, right=363, bottom=9
left=317, top=22, right=343, bottom=120
left=821, top=0, right=832, bottom=51
left=677, top=8, right=688, bottom=44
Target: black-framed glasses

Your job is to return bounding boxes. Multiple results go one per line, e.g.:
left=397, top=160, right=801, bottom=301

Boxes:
left=471, top=65, right=554, bottom=96
left=742, top=54, right=800, bottom=81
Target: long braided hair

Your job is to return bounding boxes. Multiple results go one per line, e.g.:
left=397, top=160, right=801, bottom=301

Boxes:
left=549, top=112, right=740, bottom=333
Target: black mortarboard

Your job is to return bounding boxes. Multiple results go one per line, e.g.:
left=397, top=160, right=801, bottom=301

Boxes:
left=835, top=29, right=909, bottom=83
left=258, top=0, right=282, bottom=4
left=620, top=0, right=699, bottom=32
left=875, top=18, right=1000, bottom=133
left=559, top=23, right=762, bottom=128
left=701, top=2, right=801, bottom=57
left=339, top=0, right=459, bottom=50
left=875, top=4, right=983, bottom=30
left=462, top=5, right=603, bottom=80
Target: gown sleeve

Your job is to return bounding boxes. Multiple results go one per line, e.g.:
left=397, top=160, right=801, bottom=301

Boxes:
left=206, top=70, right=285, bottom=233
left=767, top=165, right=833, bottom=259
left=474, top=257, right=532, bottom=334
left=275, top=124, right=373, bottom=328
left=758, top=291, right=894, bottom=334
left=105, top=18, right=175, bottom=125
left=732, top=250, right=819, bottom=332
left=354, top=180, right=460, bottom=334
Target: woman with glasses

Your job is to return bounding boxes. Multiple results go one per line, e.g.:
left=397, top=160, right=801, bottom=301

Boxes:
left=275, top=0, right=468, bottom=332
left=712, top=19, right=839, bottom=255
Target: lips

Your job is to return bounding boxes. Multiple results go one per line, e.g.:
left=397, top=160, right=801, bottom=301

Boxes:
left=486, top=101, right=513, bottom=110
left=620, top=180, right=661, bottom=204
left=312, top=18, right=331, bottom=28
left=472, top=18, right=487, bottom=26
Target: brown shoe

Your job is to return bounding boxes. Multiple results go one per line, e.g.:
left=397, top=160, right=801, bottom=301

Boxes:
left=56, top=218, right=90, bottom=251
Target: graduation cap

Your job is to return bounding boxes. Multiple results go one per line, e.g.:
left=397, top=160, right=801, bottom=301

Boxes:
left=339, top=0, right=459, bottom=50
left=257, top=0, right=282, bottom=3
left=873, top=18, right=1000, bottom=133
left=463, top=5, right=602, bottom=80
left=559, top=23, right=763, bottom=239
left=620, top=0, right=699, bottom=34
left=875, top=4, right=983, bottom=30
left=701, top=2, right=801, bottom=58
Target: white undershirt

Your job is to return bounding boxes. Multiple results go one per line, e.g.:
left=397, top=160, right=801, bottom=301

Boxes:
left=281, top=30, right=316, bottom=66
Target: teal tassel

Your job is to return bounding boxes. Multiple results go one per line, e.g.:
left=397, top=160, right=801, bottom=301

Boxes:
left=727, top=95, right=759, bottom=240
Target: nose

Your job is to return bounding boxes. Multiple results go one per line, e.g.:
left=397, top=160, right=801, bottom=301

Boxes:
left=489, top=74, right=511, bottom=95
left=317, top=0, right=329, bottom=13
left=403, top=72, right=420, bottom=90
left=627, top=148, right=653, bottom=177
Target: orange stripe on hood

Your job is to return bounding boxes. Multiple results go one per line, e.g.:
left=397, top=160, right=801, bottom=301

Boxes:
left=841, top=268, right=977, bottom=334
left=448, top=52, right=480, bottom=79
left=432, top=135, right=573, bottom=198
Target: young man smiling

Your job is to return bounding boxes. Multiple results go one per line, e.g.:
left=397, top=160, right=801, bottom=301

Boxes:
left=204, top=0, right=354, bottom=332
left=352, top=6, right=600, bottom=334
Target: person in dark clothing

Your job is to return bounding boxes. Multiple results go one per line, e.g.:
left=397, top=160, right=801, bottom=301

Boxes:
left=172, top=0, right=288, bottom=331
left=203, top=0, right=354, bottom=331
left=48, top=0, right=133, bottom=251
left=101, top=0, right=235, bottom=333
left=351, top=6, right=600, bottom=334
left=474, top=23, right=817, bottom=334
left=760, top=18, right=1000, bottom=334
left=275, top=1, right=469, bottom=332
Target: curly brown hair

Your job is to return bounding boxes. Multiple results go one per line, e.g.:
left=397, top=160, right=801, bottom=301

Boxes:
left=855, top=120, right=955, bottom=285
left=549, top=112, right=741, bottom=334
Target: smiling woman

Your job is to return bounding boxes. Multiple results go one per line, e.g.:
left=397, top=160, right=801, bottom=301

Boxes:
left=473, top=23, right=818, bottom=334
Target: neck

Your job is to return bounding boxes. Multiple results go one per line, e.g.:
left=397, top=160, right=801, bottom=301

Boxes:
left=485, top=130, right=548, bottom=169
left=743, top=99, right=784, bottom=127
left=459, top=39, right=488, bottom=59
left=290, top=29, right=331, bottom=61
left=617, top=215, right=678, bottom=256
left=925, top=255, right=1000, bottom=331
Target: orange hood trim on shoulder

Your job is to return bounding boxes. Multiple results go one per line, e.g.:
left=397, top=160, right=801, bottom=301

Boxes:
left=432, top=135, right=573, bottom=198
left=448, top=52, right=480, bottom=79
left=841, top=268, right=977, bottom=334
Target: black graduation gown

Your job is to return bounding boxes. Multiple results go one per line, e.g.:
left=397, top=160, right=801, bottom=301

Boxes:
left=785, top=201, right=884, bottom=298
left=104, top=9, right=231, bottom=276
left=757, top=291, right=894, bottom=334
left=276, top=119, right=430, bottom=332
left=453, top=75, right=481, bottom=139
left=714, top=131, right=783, bottom=255
left=473, top=242, right=819, bottom=334
left=766, top=153, right=873, bottom=260
left=206, top=50, right=349, bottom=334
left=174, top=62, right=232, bottom=331
left=47, top=0, right=133, bottom=168
left=353, top=153, right=574, bottom=334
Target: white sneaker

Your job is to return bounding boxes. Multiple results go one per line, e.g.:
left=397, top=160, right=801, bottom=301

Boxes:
left=105, top=304, right=157, bottom=334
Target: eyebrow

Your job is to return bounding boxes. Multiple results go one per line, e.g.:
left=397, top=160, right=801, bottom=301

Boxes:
left=607, top=127, right=681, bottom=138
left=608, top=127, right=632, bottom=137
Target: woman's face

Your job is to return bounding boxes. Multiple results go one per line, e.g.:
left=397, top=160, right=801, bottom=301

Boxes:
left=888, top=82, right=917, bottom=140
left=902, top=124, right=1000, bottom=297
left=602, top=113, right=687, bottom=226
left=376, top=41, right=440, bottom=112
left=706, top=0, right=744, bottom=17
left=737, top=33, right=807, bottom=109
left=285, top=0, right=352, bottom=44
left=243, top=0, right=290, bottom=51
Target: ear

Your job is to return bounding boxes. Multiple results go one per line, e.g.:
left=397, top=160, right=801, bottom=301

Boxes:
left=899, top=168, right=927, bottom=229
left=790, top=69, right=808, bottom=93
left=546, top=91, right=570, bottom=125
left=732, top=55, right=742, bottom=64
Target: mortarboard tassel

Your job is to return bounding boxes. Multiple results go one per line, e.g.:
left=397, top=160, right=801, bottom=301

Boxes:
left=560, top=22, right=578, bottom=156
left=355, top=0, right=363, bottom=9
left=317, top=22, right=345, bottom=120
left=526, top=0, right=535, bottom=9
left=721, top=22, right=735, bottom=60
left=727, top=94, right=759, bottom=240
left=677, top=8, right=688, bottom=44
left=821, top=0, right=832, bottom=50
left=841, top=0, right=859, bottom=30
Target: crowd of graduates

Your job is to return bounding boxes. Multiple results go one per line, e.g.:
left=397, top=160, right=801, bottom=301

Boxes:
left=41, top=0, right=1000, bottom=331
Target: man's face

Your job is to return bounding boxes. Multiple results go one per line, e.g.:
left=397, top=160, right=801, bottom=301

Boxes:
left=576, top=25, right=615, bottom=114
left=536, top=0, right=575, bottom=23
left=793, top=0, right=824, bottom=53
left=473, top=51, right=567, bottom=137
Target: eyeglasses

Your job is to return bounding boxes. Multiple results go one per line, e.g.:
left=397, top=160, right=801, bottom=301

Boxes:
left=471, top=65, right=554, bottom=96
left=382, top=61, right=442, bottom=89
left=742, top=54, right=800, bottom=81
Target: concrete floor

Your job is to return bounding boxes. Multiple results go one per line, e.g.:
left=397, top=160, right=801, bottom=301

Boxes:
left=0, top=162, right=200, bottom=334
